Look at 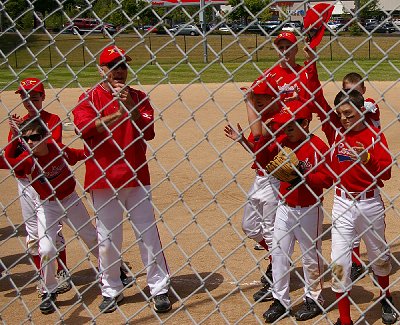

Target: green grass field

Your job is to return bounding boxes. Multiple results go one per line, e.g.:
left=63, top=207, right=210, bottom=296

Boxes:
left=0, top=32, right=399, bottom=88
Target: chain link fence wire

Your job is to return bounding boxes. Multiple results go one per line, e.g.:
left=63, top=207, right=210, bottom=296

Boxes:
left=0, top=0, right=400, bottom=323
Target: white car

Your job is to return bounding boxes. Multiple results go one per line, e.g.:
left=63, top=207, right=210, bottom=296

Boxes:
left=281, top=22, right=303, bottom=32
left=327, top=21, right=341, bottom=31
left=219, top=26, right=230, bottom=32
left=169, top=24, right=200, bottom=36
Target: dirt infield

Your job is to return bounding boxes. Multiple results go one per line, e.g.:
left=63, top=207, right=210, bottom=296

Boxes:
left=0, top=81, right=399, bottom=324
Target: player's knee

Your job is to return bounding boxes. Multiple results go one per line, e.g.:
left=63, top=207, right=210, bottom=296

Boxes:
left=372, top=257, right=392, bottom=276
left=241, top=221, right=260, bottom=240
left=39, top=244, right=57, bottom=260
left=331, top=263, right=348, bottom=292
left=27, top=239, right=39, bottom=255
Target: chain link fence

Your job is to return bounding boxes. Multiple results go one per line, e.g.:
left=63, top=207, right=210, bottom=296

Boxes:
left=0, top=0, right=400, bottom=324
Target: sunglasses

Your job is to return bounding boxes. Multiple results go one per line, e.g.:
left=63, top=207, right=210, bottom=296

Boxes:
left=106, top=62, right=128, bottom=70
left=22, top=133, right=44, bottom=142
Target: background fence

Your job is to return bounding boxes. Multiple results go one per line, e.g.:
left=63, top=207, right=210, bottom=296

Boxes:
left=0, top=0, right=400, bottom=324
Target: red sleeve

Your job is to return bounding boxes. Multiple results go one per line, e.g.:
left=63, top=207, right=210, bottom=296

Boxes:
left=48, top=115, right=62, bottom=143
left=305, top=142, right=334, bottom=191
left=254, top=133, right=285, bottom=168
left=73, top=92, right=99, bottom=140
left=63, top=146, right=86, bottom=166
left=364, top=133, right=392, bottom=181
left=4, top=137, right=22, bottom=158
left=3, top=151, right=33, bottom=175
left=131, top=89, right=155, bottom=141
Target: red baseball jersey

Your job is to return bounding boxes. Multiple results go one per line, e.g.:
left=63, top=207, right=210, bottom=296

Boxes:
left=5, top=143, right=84, bottom=200
left=73, top=84, right=155, bottom=190
left=6, top=111, right=62, bottom=178
left=258, top=61, right=319, bottom=104
left=313, top=90, right=391, bottom=192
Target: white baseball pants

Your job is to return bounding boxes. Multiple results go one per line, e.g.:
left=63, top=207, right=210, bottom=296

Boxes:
left=272, top=203, right=324, bottom=308
left=241, top=173, right=280, bottom=247
left=17, top=178, right=65, bottom=256
left=91, top=186, right=169, bottom=298
left=38, top=191, right=99, bottom=294
left=331, top=189, right=391, bottom=293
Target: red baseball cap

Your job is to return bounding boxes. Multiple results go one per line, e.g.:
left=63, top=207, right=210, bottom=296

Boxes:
left=99, top=45, right=132, bottom=65
left=273, top=100, right=312, bottom=124
left=15, top=78, right=45, bottom=95
left=303, top=3, right=334, bottom=49
left=251, top=76, right=276, bottom=96
left=274, top=31, right=298, bottom=45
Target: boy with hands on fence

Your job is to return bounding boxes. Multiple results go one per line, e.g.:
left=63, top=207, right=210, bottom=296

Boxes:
left=225, top=80, right=281, bottom=302
left=7, top=78, right=72, bottom=296
left=260, top=100, right=333, bottom=323
left=3, top=118, right=99, bottom=315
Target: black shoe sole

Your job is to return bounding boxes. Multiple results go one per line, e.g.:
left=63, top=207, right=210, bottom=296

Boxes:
left=40, top=306, right=56, bottom=315
left=154, top=305, right=172, bottom=313
left=295, top=311, right=322, bottom=321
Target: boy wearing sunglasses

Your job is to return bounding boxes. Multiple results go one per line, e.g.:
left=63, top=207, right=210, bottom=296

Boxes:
left=4, top=118, right=99, bottom=315
left=7, top=78, right=72, bottom=295
left=72, top=45, right=171, bottom=313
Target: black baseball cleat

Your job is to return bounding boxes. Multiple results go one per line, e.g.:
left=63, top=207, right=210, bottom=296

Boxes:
left=263, top=299, right=288, bottom=323
left=294, top=297, right=322, bottom=321
left=99, top=293, right=124, bottom=313
left=253, top=284, right=273, bottom=302
left=260, top=263, right=273, bottom=285
left=350, top=262, right=365, bottom=282
left=40, top=292, right=57, bottom=315
left=333, top=318, right=353, bottom=325
left=153, top=293, right=172, bottom=313
left=120, top=267, right=133, bottom=288
left=381, top=296, right=398, bottom=324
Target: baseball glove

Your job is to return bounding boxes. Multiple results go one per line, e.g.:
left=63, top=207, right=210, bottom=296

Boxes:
left=265, top=147, right=299, bottom=182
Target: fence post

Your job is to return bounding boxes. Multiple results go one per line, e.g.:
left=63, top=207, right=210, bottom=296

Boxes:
left=149, top=35, right=152, bottom=65
left=14, top=42, right=17, bottom=69
left=82, top=44, right=85, bottom=66
left=220, top=34, right=223, bottom=63
left=255, top=34, right=258, bottom=62
left=368, top=38, right=371, bottom=60
left=330, top=33, right=332, bottom=61
left=49, top=40, right=52, bottom=68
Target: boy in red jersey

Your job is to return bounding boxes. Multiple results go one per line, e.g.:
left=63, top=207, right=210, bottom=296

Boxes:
left=261, top=100, right=333, bottom=323
left=341, top=72, right=382, bottom=282
left=5, top=118, right=99, bottom=315
left=314, top=88, right=397, bottom=325
left=225, top=80, right=281, bottom=302
left=8, top=78, right=71, bottom=294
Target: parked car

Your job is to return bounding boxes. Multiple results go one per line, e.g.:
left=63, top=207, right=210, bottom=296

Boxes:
left=365, top=22, right=396, bottom=33
left=281, top=21, right=303, bottom=32
left=245, top=21, right=281, bottom=34
left=169, top=24, right=200, bottom=36
left=64, top=18, right=117, bottom=35
left=327, top=21, right=342, bottom=31
left=142, top=25, right=158, bottom=33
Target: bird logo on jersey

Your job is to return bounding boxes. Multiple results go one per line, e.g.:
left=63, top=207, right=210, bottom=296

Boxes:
left=337, top=143, right=354, bottom=162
